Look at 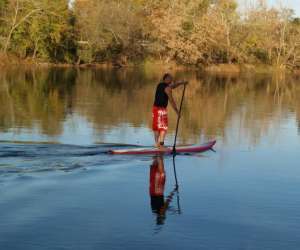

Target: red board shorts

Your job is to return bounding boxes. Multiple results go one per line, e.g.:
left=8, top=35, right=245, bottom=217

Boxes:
left=149, top=161, right=166, bottom=196
left=152, top=106, right=168, bottom=132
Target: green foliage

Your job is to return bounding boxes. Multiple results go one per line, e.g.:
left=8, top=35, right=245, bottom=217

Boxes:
left=74, top=0, right=150, bottom=63
left=0, top=0, right=8, bottom=46
left=292, top=18, right=300, bottom=25
left=1, top=0, right=77, bottom=62
left=1, top=0, right=300, bottom=68
left=0, top=0, right=7, bottom=10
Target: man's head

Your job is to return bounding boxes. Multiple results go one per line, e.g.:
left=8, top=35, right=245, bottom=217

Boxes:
left=162, top=73, right=173, bottom=84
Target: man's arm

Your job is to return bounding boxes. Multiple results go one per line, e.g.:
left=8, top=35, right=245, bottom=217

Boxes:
left=170, top=80, right=188, bottom=89
left=165, top=87, right=179, bottom=115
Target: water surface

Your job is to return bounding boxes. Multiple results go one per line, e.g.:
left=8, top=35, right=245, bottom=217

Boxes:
left=0, top=67, right=300, bottom=250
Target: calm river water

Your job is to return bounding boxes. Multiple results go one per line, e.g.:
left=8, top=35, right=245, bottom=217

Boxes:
left=0, top=67, right=300, bottom=250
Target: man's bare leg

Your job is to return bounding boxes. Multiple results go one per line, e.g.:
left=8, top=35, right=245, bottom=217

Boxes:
left=158, top=131, right=167, bottom=151
left=154, top=131, right=159, bottom=147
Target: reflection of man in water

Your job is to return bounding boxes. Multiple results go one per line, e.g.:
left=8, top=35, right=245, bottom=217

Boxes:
left=149, top=155, right=181, bottom=226
left=150, top=155, right=166, bottom=224
left=150, top=154, right=179, bottom=225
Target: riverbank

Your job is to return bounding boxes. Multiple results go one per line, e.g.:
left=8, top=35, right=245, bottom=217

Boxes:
left=1, top=53, right=299, bottom=75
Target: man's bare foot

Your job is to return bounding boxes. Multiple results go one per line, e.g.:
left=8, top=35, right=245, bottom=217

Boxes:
left=158, top=145, right=168, bottom=152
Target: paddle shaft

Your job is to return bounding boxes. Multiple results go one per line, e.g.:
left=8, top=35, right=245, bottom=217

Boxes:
left=173, top=84, right=187, bottom=153
left=172, top=155, right=179, bottom=188
left=172, top=154, right=181, bottom=213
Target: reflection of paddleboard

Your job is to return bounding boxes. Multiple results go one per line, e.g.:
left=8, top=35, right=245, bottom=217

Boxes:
left=108, top=140, right=216, bottom=155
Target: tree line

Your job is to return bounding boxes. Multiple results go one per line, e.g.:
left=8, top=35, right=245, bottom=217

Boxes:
left=1, top=0, right=300, bottom=69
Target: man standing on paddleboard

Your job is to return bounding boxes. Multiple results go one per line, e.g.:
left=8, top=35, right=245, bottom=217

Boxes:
left=152, top=73, right=188, bottom=150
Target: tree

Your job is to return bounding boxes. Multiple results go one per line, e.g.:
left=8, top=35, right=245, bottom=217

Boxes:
left=1, top=0, right=76, bottom=62
left=1, top=0, right=300, bottom=67
left=74, top=0, right=150, bottom=63
left=2, top=0, right=41, bottom=53
left=238, top=3, right=300, bottom=68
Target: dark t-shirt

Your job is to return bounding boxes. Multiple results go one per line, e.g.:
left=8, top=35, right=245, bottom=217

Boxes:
left=153, top=82, right=169, bottom=108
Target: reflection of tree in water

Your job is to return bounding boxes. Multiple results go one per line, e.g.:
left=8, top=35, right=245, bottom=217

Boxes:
left=92, top=68, right=155, bottom=93
left=184, top=72, right=300, bottom=145
left=1, top=68, right=300, bottom=144
left=73, top=68, right=170, bottom=140
left=44, top=68, right=77, bottom=97
left=0, top=68, right=77, bottom=136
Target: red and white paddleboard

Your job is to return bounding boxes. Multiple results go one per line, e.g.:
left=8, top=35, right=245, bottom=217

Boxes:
left=108, top=140, right=216, bottom=155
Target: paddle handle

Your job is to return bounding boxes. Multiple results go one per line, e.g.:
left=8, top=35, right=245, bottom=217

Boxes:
left=173, top=83, right=187, bottom=153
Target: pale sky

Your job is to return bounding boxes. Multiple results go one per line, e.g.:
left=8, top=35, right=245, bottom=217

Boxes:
left=239, top=0, right=300, bottom=16
left=69, top=0, right=300, bottom=17
left=266, top=0, right=300, bottom=16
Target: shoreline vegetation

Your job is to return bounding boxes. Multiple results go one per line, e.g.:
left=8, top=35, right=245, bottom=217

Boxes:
left=1, top=53, right=300, bottom=76
left=1, top=1, right=300, bottom=74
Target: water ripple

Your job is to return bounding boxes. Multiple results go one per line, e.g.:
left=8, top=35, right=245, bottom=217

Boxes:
left=0, top=142, right=138, bottom=176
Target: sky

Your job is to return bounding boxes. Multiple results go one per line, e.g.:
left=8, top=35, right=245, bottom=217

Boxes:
left=69, top=0, right=300, bottom=17
left=239, top=0, right=300, bottom=16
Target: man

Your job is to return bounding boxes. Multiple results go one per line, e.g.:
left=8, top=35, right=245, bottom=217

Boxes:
left=152, top=73, right=188, bottom=149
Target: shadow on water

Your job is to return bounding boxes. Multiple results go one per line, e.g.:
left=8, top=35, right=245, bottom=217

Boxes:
left=149, top=154, right=182, bottom=232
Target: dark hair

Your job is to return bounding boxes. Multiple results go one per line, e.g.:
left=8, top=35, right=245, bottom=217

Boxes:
left=163, top=73, right=172, bottom=81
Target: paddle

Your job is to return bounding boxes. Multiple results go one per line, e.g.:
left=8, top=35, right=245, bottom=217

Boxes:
left=172, top=82, right=187, bottom=154
left=172, top=152, right=182, bottom=213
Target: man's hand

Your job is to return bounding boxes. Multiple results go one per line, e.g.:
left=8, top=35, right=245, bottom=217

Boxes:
left=178, top=80, right=188, bottom=85
left=170, top=80, right=188, bottom=89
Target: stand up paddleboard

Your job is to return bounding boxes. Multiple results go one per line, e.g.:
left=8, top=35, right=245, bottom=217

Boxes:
left=108, top=140, right=216, bottom=155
